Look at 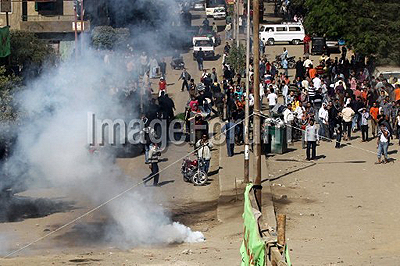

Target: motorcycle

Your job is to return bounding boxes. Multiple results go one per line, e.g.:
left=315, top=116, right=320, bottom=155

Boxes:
left=171, top=56, right=185, bottom=70
left=273, top=55, right=296, bottom=69
left=181, top=156, right=208, bottom=186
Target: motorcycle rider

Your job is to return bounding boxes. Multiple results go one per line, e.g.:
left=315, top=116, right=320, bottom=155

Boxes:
left=172, top=50, right=183, bottom=69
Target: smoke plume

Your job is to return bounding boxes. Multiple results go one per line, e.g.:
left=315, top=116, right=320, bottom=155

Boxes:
left=1, top=0, right=204, bottom=253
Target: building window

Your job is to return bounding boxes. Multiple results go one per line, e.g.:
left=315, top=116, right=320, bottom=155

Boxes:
left=35, top=0, right=63, bottom=16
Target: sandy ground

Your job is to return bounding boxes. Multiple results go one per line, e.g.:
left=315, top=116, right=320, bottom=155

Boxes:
left=269, top=135, right=400, bottom=266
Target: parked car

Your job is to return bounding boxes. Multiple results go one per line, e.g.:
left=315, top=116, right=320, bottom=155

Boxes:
left=373, top=67, right=400, bottom=80
left=193, top=38, right=215, bottom=60
left=311, top=37, right=327, bottom=55
left=259, top=22, right=305, bottom=45
left=212, top=6, right=226, bottom=20
left=326, top=38, right=340, bottom=53
left=193, top=0, right=205, bottom=10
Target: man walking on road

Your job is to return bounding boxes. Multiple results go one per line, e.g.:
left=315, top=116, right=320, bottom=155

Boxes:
left=144, top=142, right=161, bottom=186
left=196, top=48, right=205, bottom=71
left=222, top=119, right=235, bottom=157
left=305, top=119, right=319, bottom=160
left=178, top=68, right=191, bottom=92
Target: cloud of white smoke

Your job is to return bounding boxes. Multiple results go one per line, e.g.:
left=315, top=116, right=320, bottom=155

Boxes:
left=1, top=0, right=204, bottom=252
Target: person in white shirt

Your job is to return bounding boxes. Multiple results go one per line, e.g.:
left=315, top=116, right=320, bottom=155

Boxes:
left=303, top=57, right=313, bottom=68
left=318, top=103, right=329, bottom=138
left=267, top=88, right=278, bottom=113
left=283, top=103, right=295, bottom=143
left=301, top=78, right=309, bottom=90
left=377, top=124, right=390, bottom=164
left=259, top=83, right=265, bottom=104
left=196, top=134, right=213, bottom=174
left=313, top=75, right=321, bottom=89
left=282, top=84, right=289, bottom=104
left=305, top=119, right=319, bottom=160
left=295, top=101, right=305, bottom=120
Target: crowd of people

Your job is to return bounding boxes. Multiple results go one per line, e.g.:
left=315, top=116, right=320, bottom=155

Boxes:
left=259, top=47, right=400, bottom=163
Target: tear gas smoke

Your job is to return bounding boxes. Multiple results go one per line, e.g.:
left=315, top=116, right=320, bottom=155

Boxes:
left=0, top=0, right=204, bottom=251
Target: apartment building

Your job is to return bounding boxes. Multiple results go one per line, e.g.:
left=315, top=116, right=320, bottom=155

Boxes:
left=0, top=0, right=89, bottom=40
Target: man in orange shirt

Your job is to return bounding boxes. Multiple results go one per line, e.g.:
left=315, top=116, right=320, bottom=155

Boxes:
left=369, top=102, right=380, bottom=137
left=394, top=84, right=400, bottom=104
left=309, top=66, right=317, bottom=79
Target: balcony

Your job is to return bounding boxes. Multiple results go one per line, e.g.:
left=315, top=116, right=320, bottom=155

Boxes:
left=20, top=20, right=90, bottom=33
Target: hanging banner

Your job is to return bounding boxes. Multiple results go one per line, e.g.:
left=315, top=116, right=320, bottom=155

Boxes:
left=0, top=26, right=10, bottom=57
left=240, top=184, right=266, bottom=266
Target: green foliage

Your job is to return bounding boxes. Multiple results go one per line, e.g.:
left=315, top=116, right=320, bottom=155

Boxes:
left=91, top=26, right=131, bottom=50
left=0, top=66, right=22, bottom=122
left=302, top=0, right=400, bottom=65
left=10, top=31, right=55, bottom=67
left=226, top=42, right=246, bottom=75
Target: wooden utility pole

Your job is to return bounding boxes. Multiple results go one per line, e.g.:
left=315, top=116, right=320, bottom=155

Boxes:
left=277, top=214, right=287, bottom=247
left=252, top=0, right=262, bottom=207
left=243, top=0, right=250, bottom=184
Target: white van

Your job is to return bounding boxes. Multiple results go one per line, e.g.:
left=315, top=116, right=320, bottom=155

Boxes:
left=259, top=23, right=305, bottom=46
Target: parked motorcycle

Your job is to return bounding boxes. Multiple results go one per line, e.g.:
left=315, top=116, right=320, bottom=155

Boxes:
left=273, top=55, right=296, bottom=69
left=181, top=156, right=208, bottom=186
left=171, top=56, right=185, bottom=70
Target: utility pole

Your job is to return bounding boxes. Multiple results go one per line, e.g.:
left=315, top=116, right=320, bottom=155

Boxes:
left=243, top=0, right=250, bottom=184
left=74, top=0, right=78, bottom=60
left=236, top=0, right=239, bottom=48
left=252, top=0, right=262, bottom=207
left=80, top=0, right=84, bottom=53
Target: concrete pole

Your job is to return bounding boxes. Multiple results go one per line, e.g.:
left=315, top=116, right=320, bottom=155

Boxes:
left=74, top=0, right=78, bottom=60
left=243, top=0, right=250, bottom=184
left=252, top=0, right=262, bottom=207
left=236, top=0, right=240, bottom=48
left=80, top=0, right=84, bottom=53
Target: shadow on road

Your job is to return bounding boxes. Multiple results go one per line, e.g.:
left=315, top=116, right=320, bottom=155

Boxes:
left=0, top=196, right=76, bottom=223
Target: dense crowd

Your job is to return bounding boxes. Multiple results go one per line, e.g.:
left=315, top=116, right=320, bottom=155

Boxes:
left=258, top=47, right=400, bottom=163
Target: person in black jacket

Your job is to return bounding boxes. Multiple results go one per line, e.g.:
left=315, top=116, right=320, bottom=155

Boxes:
left=196, top=48, right=205, bottom=71
left=295, top=57, right=304, bottom=79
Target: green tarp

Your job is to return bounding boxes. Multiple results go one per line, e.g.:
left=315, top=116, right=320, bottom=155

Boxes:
left=0, top=26, right=10, bottom=58
left=240, top=184, right=266, bottom=266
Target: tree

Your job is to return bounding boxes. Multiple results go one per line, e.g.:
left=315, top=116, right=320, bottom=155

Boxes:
left=0, top=66, right=22, bottom=123
left=226, top=43, right=246, bottom=76
left=10, top=31, right=56, bottom=68
left=91, top=26, right=130, bottom=50
left=302, top=0, right=400, bottom=65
